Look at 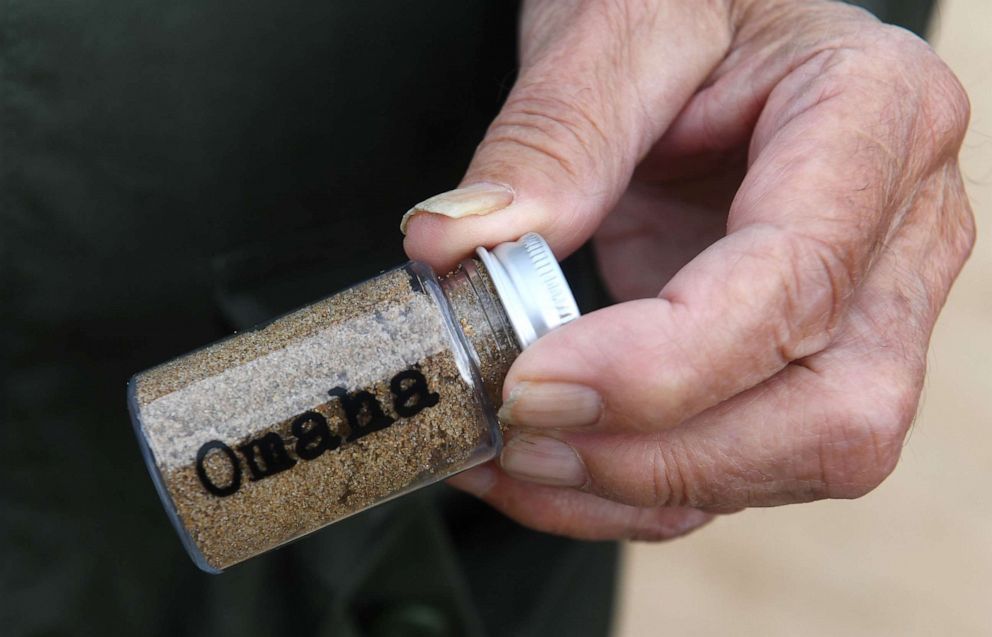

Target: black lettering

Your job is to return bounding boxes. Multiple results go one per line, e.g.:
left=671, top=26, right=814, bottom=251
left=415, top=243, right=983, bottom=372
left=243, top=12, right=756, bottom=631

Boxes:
left=292, top=410, right=341, bottom=460
left=391, top=369, right=440, bottom=417
left=238, top=432, right=296, bottom=480
left=195, top=440, right=242, bottom=497
left=328, top=387, right=395, bottom=442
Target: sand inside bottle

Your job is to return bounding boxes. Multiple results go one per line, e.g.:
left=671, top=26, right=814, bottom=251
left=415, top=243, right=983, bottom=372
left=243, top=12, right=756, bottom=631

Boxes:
left=130, top=264, right=513, bottom=570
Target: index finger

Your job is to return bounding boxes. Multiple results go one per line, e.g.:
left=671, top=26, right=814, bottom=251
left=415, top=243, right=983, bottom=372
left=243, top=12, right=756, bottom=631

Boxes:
left=499, top=30, right=969, bottom=434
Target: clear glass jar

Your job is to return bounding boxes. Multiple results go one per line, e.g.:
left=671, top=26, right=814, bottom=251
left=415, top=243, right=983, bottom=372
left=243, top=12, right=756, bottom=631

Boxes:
left=128, top=233, right=578, bottom=572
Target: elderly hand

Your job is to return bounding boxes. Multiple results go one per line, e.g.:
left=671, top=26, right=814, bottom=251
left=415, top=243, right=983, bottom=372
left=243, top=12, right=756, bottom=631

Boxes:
left=402, top=0, right=974, bottom=540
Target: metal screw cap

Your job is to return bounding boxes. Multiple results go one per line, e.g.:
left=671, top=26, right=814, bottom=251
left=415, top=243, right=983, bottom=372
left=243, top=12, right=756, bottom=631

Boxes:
left=476, top=232, right=580, bottom=349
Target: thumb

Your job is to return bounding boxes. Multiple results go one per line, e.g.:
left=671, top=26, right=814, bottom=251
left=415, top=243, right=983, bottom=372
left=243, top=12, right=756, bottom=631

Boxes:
left=402, top=0, right=732, bottom=271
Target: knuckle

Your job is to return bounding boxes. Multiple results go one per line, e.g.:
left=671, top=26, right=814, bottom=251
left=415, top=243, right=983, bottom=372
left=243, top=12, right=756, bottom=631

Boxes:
left=799, top=25, right=970, bottom=160
left=481, top=87, right=621, bottom=188
left=649, top=438, right=711, bottom=508
left=872, top=26, right=971, bottom=149
left=927, top=67, right=971, bottom=146
left=938, top=165, right=977, bottom=268
left=491, top=92, right=596, bottom=163
left=815, top=371, right=920, bottom=499
left=775, top=229, right=856, bottom=361
left=954, top=194, right=978, bottom=260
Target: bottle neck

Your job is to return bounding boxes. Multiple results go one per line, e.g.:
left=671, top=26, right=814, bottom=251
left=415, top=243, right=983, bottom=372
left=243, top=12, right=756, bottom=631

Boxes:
left=440, top=259, right=521, bottom=410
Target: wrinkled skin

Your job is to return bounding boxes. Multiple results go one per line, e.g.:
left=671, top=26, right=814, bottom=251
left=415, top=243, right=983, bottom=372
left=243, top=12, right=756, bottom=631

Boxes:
left=404, top=0, right=975, bottom=540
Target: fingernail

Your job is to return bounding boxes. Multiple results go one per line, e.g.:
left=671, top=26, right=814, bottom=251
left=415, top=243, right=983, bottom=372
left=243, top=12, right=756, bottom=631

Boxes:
left=497, top=382, right=603, bottom=428
left=400, top=182, right=514, bottom=234
left=446, top=465, right=497, bottom=497
left=500, top=434, right=586, bottom=487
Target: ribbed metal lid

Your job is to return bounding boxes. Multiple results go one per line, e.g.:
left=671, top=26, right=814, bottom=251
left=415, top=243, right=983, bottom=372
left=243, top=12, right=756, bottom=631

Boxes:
left=476, top=232, right=580, bottom=349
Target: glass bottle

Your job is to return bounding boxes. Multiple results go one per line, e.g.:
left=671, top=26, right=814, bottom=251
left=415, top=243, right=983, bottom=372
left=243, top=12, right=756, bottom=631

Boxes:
left=128, top=232, right=579, bottom=572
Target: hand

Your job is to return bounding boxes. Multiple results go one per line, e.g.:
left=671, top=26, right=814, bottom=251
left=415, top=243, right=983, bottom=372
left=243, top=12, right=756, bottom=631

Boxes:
left=403, top=0, right=974, bottom=541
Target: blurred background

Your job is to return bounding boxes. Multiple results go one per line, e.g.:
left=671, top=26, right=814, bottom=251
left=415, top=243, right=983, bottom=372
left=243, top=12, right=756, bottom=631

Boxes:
left=616, top=0, right=992, bottom=634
